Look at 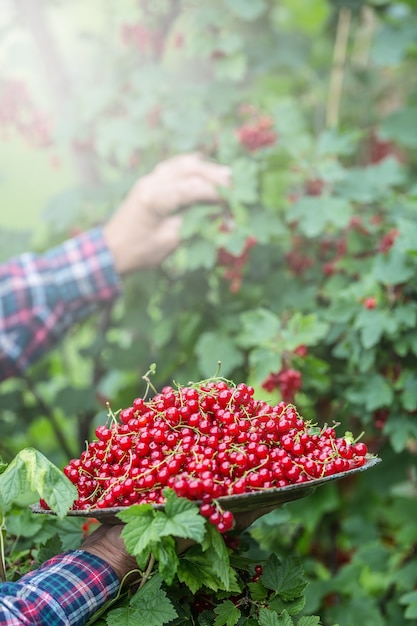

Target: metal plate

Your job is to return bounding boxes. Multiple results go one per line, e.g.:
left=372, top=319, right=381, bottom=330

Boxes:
left=31, top=456, right=381, bottom=524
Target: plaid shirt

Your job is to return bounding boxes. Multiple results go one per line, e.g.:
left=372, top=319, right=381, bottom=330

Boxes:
left=0, top=550, right=120, bottom=625
left=0, top=227, right=122, bottom=381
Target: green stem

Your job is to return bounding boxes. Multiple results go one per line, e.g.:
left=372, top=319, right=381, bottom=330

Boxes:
left=0, top=512, right=6, bottom=583
left=138, top=554, right=155, bottom=590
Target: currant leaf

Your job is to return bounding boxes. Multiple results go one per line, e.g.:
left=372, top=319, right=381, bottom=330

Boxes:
left=0, top=448, right=76, bottom=518
left=258, top=606, right=293, bottom=625
left=261, top=555, right=307, bottom=601
left=213, top=599, right=241, bottom=626
left=106, top=573, right=177, bottom=626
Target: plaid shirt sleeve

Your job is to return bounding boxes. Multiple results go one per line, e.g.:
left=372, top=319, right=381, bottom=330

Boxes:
left=0, top=227, right=122, bottom=381
left=0, top=550, right=120, bottom=626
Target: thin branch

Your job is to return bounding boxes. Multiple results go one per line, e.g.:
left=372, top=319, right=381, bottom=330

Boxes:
left=24, top=377, right=75, bottom=459
left=351, top=6, right=376, bottom=68
left=326, top=7, right=352, bottom=129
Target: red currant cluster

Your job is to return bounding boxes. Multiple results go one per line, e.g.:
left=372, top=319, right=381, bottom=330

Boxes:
left=262, top=368, right=302, bottom=403
left=378, top=228, right=399, bottom=254
left=235, top=115, right=277, bottom=152
left=120, top=22, right=162, bottom=56
left=285, top=249, right=314, bottom=276
left=0, top=79, right=52, bottom=148
left=217, top=236, right=257, bottom=293
left=367, top=132, right=405, bottom=165
left=58, top=379, right=368, bottom=534
left=304, top=178, right=326, bottom=196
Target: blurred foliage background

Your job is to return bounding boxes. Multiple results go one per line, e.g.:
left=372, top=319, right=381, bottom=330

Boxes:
left=2, top=0, right=417, bottom=623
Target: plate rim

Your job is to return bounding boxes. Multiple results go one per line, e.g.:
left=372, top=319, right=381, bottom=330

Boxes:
left=30, top=455, right=381, bottom=519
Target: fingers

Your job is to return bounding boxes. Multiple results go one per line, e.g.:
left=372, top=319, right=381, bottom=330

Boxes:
left=173, top=174, right=228, bottom=207
left=154, top=153, right=231, bottom=186
left=145, top=154, right=231, bottom=215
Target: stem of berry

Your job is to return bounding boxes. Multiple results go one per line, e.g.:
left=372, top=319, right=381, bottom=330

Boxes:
left=141, top=364, right=158, bottom=399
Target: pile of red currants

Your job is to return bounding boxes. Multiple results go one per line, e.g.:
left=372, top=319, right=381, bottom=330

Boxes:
left=59, top=379, right=370, bottom=533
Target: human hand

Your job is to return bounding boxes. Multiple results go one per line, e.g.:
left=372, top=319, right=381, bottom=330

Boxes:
left=104, top=153, right=231, bottom=274
left=81, top=524, right=138, bottom=582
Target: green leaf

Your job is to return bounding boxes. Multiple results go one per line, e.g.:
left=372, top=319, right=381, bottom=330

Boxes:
left=283, top=313, right=329, bottom=349
left=195, top=331, right=244, bottom=378
left=181, top=205, right=222, bottom=239
left=176, top=555, right=217, bottom=594
left=201, top=523, right=237, bottom=590
left=202, top=520, right=229, bottom=561
left=213, top=599, right=241, bottom=626
left=317, top=129, right=359, bottom=157
left=153, top=490, right=206, bottom=542
left=4, top=506, right=44, bottom=538
left=399, top=590, right=417, bottom=619
left=184, top=239, right=217, bottom=270
left=381, top=107, right=417, bottom=148
left=258, top=607, right=293, bottom=626
left=224, top=0, right=267, bottom=20
left=297, top=618, right=322, bottom=626
left=393, top=303, right=417, bottom=330
left=384, top=416, right=417, bottom=453
left=268, top=592, right=306, bottom=616
left=37, top=534, right=64, bottom=564
left=287, top=196, right=352, bottom=237
left=247, top=211, right=286, bottom=244
left=401, top=373, right=417, bottom=411
left=248, top=347, right=282, bottom=384
left=261, top=555, right=307, bottom=601
left=119, top=492, right=206, bottom=569
left=346, top=374, right=393, bottom=412
left=373, top=249, right=415, bottom=285
left=0, top=448, right=76, bottom=518
left=118, top=505, right=159, bottom=564
left=239, top=309, right=281, bottom=347
left=0, top=458, right=8, bottom=475
left=327, top=594, right=384, bottom=626
left=177, top=550, right=231, bottom=594
left=219, top=229, right=251, bottom=255
left=152, top=536, right=178, bottom=585
left=214, top=54, right=247, bottom=81
left=228, top=158, right=259, bottom=204
left=107, top=573, right=177, bottom=626
left=280, top=0, right=329, bottom=34
left=371, top=22, right=417, bottom=67
left=336, top=158, right=405, bottom=202
left=354, top=308, right=397, bottom=349
left=247, top=580, right=269, bottom=601
left=179, top=523, right=236, bottom=593
left=272, top=100, right=308, bottom=150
